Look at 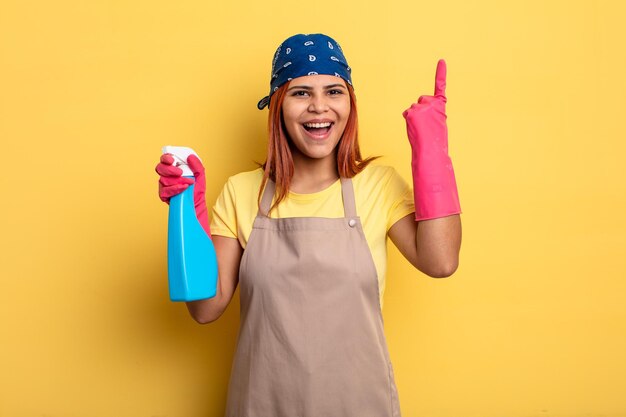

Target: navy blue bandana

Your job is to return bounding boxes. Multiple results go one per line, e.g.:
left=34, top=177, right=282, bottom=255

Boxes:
left=257, top=33, right=353, bottom=110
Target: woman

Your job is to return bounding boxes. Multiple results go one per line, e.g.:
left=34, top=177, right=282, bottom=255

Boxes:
left=156, top=33, right=462, bottom=417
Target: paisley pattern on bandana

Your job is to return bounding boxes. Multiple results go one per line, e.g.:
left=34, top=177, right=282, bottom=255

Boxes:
left=257, top=33, right=353, bottom=110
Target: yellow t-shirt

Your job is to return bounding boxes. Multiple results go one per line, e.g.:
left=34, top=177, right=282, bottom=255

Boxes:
left=210, top=164, right=415, bottom=309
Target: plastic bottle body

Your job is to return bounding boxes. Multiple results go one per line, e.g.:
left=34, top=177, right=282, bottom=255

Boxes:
left=167, top=178, right=218, bottom=301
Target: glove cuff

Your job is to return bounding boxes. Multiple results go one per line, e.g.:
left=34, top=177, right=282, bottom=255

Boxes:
left=411, top=154, right=462, bottom=221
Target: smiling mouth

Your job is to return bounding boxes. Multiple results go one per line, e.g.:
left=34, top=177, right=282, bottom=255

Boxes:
left=302, top=122, right=334, bottom=136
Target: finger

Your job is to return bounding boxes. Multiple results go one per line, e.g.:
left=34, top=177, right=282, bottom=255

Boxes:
left=186, top=154, right=205, bottom=176
left=155, top=162, right=183, bottom=177
left=159, top=176, right=194, bottom=187
left=160, top=183, right=190, bottom=198
left=434, top=59, right=447, bottom=99
left=160, top=153, right=175, bottom=165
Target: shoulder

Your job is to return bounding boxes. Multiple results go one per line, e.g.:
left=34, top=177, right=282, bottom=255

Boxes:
left=353, top=163, right=405, bottom=190
left=222, top=167, right=264, bottom=195
left=226, top=167, right=264, bottom=186
left=353, top=163, right=412, bottom=213
left=214, top=168, right=263, bottom=211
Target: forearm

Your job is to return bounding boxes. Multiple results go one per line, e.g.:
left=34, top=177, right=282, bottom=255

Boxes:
left=185, top=282, right=228, bottom=324
left=415, top=214, right=461, bottom=278
left=403, top=59, right=461, bottom=277
left=185, top=235, right=242, bottom=324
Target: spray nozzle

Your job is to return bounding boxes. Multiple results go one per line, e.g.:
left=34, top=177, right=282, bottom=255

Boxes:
left=162, top=146, right=201, bottom=177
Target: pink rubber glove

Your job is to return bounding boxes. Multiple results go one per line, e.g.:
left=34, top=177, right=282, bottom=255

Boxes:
left=155, top=154, right=212, bottom=237
left=402, top=59, right=461, bottom=221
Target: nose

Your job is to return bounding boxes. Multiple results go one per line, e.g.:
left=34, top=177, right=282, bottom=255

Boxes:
left=307, top=94, right=329, bottom=113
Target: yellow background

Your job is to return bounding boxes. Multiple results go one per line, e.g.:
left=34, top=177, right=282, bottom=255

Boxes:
left=1, top=0, right=625, bottom=416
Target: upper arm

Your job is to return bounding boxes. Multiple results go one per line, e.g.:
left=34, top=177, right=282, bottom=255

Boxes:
left=185, top=175, right=251, bottom=323
left=381, top=167, right=419, bottom=268
left=388, top=213, right=462, bottom=278
left=388, top=213, right=420, bottom=269
left=184, top=235, right=243, bottom=323
left=206, top=178, right=242, bottom=314
left=213, top=235, right=243, bottom=309
left=206, top=176, right=243, bottom=314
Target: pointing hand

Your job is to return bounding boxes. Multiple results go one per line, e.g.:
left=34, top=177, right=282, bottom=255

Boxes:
left=402, top=59, right=461, bottom=221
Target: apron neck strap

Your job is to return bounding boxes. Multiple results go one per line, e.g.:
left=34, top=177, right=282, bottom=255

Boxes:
left=259, top=179, right=276, bottom=217
left=258, top=177, right=357, bottom=218
left=340, top=178, right=357, bottom=218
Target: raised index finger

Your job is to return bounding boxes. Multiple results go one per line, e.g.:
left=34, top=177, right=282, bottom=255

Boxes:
left=434, top=59, right=447, bottom=99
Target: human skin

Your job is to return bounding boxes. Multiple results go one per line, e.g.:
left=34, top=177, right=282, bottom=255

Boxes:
left=184, top=72, right=461, bottom=323
left=280, top=74, right=350, bottom=193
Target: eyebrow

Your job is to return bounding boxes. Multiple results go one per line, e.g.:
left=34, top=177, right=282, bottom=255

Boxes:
left=287, top=84, right=347, bottom=91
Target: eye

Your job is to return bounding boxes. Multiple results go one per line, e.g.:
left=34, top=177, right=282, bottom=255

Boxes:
left=328, top=89, right=344, bottom=95
left=292, top=90, right=309, bottom=97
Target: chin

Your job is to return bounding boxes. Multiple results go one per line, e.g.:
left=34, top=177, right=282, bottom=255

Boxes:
left=290, top=142, right=338, bottom=161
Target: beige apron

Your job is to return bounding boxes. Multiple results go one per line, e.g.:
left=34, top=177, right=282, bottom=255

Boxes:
left=224, top=178, right=401, bottom=417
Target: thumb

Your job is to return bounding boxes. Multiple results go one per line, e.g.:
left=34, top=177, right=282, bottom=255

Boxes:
left=187, top=154, right=205, bottom=177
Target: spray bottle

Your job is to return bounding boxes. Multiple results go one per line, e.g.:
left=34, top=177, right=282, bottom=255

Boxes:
left=162, top=146, right=218, bottom=302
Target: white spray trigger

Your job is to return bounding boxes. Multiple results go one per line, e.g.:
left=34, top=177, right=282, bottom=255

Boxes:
left=162, top=146, right=201, bottom=177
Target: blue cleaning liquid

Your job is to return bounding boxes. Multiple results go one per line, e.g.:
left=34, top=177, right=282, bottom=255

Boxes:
left=167, top=178, right=218, bottom=301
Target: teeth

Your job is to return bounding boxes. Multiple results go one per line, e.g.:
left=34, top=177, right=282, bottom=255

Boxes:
left=304, top=122, right=332, bottom=128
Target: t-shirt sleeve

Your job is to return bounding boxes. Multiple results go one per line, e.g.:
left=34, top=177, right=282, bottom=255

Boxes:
left=385, top=169, right=415, bottom=231
left=210, top=178, right=238, bottom=239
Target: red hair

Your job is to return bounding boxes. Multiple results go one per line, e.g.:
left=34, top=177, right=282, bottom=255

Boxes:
left=258, top=81, right=379, bottom=214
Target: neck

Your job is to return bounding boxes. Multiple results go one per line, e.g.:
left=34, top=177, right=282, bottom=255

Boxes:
left=290, top=150, right=339, bottom=194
